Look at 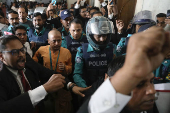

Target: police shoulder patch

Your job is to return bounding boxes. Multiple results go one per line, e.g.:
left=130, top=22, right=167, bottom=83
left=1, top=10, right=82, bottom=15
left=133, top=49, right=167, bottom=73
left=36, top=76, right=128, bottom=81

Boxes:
left=77, top=46, right=83, bottom=53
left=76, top=57, right=82, bottom=63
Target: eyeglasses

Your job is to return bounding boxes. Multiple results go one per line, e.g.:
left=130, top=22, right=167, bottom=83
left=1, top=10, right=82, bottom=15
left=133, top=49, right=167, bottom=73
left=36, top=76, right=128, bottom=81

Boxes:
left=16, top=33, right=27, bottom=36
left=2, top=47, right=27, bottom=56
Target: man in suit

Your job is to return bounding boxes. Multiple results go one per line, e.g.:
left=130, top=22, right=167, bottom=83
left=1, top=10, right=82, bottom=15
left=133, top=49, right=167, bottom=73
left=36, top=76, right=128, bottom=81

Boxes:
left=0, top=35, right=89, bottom=113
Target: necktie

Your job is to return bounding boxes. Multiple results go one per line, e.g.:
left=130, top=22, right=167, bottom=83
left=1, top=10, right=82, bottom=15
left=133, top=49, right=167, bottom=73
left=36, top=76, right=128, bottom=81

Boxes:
left=18, top=70, right=39, bottom=113
left=18, top=70, right=31, bottom=92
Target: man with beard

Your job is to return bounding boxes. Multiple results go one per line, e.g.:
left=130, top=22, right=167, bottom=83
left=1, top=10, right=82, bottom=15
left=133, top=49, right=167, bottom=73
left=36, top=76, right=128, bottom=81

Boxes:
left=0, top=35, right=66, bottom=113
left=1, top=10, right=19, bottom=35
left=58, top=9, right=73, bottom=48
left=73, top=16, right=120, bottom=88
left=27, top=12, right=50, bottom=53
left=18, top=7, right=33, bottom=29
left=0, top=35, right=91, bottom=113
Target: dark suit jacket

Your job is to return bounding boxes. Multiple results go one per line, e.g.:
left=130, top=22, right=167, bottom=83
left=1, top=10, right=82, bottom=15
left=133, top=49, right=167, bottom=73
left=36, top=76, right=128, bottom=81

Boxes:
left=0, top=54, right=69, bottom=113
left=77, top=77, right=159, bottom=113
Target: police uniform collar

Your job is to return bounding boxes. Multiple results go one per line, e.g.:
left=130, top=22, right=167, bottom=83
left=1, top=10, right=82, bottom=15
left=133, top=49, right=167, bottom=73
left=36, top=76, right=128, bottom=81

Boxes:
left=34, top=27, right=45, bottom=36
left=87, top=44, right=110, bottom=52
left=61, top=27, right=66, bottom=32
left=61, top=27, right=69, bottom=35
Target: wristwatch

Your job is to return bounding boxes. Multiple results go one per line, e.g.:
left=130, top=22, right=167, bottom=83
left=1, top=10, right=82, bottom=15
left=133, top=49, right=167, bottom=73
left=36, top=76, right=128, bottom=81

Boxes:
left=69, top=83, right=77, bottom=91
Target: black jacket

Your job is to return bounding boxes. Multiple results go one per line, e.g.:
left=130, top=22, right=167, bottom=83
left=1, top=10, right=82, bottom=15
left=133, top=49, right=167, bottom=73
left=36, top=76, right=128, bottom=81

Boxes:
left=0, top=54, right=69, bottom=113
left=77, top=77, right=159, bottom=113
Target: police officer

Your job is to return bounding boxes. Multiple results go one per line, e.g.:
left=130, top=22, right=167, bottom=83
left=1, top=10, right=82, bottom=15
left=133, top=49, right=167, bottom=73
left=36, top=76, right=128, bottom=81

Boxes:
left=65, top=18, right=88, bottom=69
left=58, top=9, right=73, bottom=48
left=73, top=16, right=119, bottom=88
left=117, top=10, right=156, bottom=55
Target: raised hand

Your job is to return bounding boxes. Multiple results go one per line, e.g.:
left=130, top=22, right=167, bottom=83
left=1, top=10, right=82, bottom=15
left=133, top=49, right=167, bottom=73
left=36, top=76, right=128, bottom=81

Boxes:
left=43, top=74, right=66, bottom=93
left=111, top=27, right=170, bottom=95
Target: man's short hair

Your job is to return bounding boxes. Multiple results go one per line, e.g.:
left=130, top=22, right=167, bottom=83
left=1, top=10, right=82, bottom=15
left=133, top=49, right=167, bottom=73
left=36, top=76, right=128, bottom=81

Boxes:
left=91, top=11, right=103, bottom=17
left=79, top=6, right=86, bottom=13
left=107, top=56, right=125, bottom=77
left=0, top=11, right=4, bottom=17
left=0, top=35, right=22, bottom=52
left=7, top=10, right=18, bottom=18
left=49, top=9, right=54, bottom=13
left=70, top=8, right=74, bottom=10
left=69, top=18, right=83, bottom=28
left=13, top=25, right=27, bottom=34
left=60, top=7, right=67, bottom=11
left=90, top=7, right=100, bottom=12
left=33, top=12, right=43, bottom=19
left=41, top=13, right=47, bottom=20
left=18, top=6, right=28, bottom=14
left=156, top=13, right=167, bottom=18
left=58, top=2, right=61, bottom=6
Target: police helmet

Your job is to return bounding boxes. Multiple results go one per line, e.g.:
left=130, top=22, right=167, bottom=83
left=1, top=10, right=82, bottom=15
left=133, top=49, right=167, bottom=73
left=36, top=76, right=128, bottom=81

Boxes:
left=34, top=7, right=47, bottom=14
left=86, top=16, right=115, bottom=50
left=133, top=10, right=155, bottom=25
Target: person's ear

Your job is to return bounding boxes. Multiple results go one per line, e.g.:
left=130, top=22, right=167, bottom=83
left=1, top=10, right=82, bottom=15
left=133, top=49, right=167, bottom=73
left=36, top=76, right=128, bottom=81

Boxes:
left=0, top=52, right=5, bottom=63
left=7, top=18, right=9, bottom=23
left=0, top=53, right=3, bottom=61
left=104, top=73, right=109, bottom=81
left=60, top=19, right=62, bottom=24
left=47, top=39, right=50, bottom=44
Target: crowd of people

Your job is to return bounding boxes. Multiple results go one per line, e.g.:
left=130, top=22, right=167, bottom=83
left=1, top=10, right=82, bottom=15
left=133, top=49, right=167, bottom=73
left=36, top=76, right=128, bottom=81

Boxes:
left=0, top=0, right=170, bottom=113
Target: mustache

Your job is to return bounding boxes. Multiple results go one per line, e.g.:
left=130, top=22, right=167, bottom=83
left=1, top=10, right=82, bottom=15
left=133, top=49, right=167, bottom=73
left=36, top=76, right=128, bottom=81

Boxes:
left=13, top=23, right=19, bottom=26
left=17, top=57, right=26, bottom=63
left=34, top=25, right=42, bottom=30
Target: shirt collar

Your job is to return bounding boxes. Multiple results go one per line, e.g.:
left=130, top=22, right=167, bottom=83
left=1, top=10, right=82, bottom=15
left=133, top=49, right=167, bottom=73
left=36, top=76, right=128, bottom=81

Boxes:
left=61, top=27, right=66, bottom=32
left=8, top=25, right=13, bottom=31
left=61, top=27, right=69, bottom=35
left=70, top=32, right=85, bottom=40
left=6, top=66, right=26, bottom=77
left=34, top=27, right=45, bottom=36
left=87, top=44, right=110, bottom=52
left=127, top=34, right=132, bottom=37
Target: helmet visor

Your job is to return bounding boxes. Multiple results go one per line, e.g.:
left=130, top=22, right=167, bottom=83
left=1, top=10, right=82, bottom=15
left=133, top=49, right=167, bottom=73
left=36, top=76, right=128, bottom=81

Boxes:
left=88, top=21, right=115, bottom=35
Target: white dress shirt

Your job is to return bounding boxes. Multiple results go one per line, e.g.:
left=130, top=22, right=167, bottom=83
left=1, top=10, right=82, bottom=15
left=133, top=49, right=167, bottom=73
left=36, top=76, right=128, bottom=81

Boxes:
left=7, top=66, right=72, bottom=107
left=7, top=67, right=47, bottom=107
left=89, top=79, right=132, bottom=113
left=24, top=42, right=33, bottom=58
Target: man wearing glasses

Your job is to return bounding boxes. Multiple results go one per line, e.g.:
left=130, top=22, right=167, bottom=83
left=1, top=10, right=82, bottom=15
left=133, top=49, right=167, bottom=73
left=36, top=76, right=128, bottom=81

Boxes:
left=14, top=25, right=33, bottom=57
left=0, top=35, right=66, bottom=113
left=0, top=35, right=90, bottom=113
